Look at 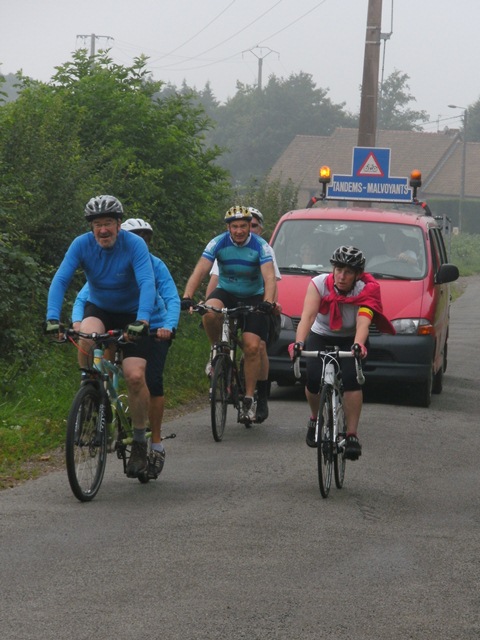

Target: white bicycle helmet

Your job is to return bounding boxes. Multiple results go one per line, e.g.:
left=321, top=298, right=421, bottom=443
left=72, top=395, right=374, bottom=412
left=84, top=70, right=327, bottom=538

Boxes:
left=248, top=207, right=264, bottom=227
left=121, top=218, right=153, bottom=234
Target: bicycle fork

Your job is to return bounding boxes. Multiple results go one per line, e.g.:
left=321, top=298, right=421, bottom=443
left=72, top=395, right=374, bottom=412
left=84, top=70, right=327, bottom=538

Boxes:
left=332, top=392, right=345, bottom=452
left=325, top=361, right=345, bottom=454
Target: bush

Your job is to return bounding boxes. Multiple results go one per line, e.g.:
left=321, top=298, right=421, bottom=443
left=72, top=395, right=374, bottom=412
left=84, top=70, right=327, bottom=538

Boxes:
left=450, top=233, right=480, bottom=275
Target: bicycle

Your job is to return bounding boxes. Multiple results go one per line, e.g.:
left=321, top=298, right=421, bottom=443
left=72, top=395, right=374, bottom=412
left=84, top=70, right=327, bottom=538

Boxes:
left=59, top=328, right=175, bottom=502
left=193, top=303, right=259, bottom=442
left=293, top=343, right=364, bottom=498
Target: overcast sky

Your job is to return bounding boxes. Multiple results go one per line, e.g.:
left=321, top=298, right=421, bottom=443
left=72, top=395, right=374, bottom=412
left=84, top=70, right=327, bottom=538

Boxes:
left=1, top=1, right=477, bottom=132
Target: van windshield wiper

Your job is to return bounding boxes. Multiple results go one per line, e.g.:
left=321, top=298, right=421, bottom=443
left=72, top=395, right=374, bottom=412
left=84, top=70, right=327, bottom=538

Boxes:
left=280, top=266, right=327, bottom=275
left=369, top=271, right=412, bottom=281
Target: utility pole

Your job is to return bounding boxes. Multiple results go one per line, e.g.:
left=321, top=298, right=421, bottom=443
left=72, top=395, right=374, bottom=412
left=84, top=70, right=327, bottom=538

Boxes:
left=242, top=46, right=279, bottom=91
left=76, top=34, right=114, bottom=59
left=448, top=104, right=468, bottom=232
left=357, top=0, right=382, bottom=148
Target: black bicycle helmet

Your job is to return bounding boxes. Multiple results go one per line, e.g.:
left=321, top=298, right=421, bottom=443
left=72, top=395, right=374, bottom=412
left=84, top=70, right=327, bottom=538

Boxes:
left=330, top=245, right=366, bottom=271
left=84, top=195, right=124, bottom=221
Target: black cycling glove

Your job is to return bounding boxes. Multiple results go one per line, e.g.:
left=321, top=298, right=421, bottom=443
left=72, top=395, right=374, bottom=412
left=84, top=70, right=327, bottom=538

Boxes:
left=180, top=297, right=194, bottom=311
left=257, top=301, right=276, bottom=315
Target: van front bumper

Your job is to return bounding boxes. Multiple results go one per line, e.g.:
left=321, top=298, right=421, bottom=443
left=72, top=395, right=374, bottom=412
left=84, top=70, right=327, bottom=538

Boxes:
left=267, top=329, right=435, bottom=386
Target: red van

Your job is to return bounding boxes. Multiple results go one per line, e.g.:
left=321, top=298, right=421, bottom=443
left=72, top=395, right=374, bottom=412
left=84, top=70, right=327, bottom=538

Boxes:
left=267, top=203, right=459, bottom=406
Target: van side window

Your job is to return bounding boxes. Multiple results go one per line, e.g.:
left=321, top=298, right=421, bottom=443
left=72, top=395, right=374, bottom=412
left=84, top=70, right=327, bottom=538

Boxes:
left=429, top=229, right=447, bottom=271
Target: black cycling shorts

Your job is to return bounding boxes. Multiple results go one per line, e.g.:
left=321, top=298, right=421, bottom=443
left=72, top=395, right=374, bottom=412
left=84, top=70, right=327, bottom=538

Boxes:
left=305, top=331, right=367, bottom=394
left=83, top=302, right=149, bottom=360
left=206, top=288, right=269, bottom=342
left=145, top=338, right=171, bottom=397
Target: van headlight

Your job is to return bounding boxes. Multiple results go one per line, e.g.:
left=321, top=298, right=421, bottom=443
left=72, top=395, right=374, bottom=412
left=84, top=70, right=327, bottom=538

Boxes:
left=391, top=318, right=433, bottom=335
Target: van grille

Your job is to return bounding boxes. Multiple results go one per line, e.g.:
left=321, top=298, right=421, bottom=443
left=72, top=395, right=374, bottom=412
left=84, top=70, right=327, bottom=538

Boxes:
left=368, top=323, right=381, bottom=336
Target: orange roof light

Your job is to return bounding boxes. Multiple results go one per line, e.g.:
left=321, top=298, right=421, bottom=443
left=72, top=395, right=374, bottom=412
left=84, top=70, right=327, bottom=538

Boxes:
left=319, top=165, right=331, bottom=184
left=410, top=169, right=422, bottom=187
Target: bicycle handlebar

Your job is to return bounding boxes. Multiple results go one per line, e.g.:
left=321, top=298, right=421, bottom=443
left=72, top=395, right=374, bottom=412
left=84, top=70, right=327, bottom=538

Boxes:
left=62, top=327, right=166, bottom=344
left=192, top=302, right=259, bottom=317
left=63, top=328, right=126, bottom=342
left=293, top=345, right=365, bottom=385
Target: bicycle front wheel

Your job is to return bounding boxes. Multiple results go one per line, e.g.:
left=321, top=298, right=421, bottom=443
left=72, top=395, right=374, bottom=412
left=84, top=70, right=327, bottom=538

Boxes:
left=334, top=392, right=347, bottom=489
left=211, top=356, right=230, bottom=442
left=65, top=385, right=108, bottom=502
left=317, top=384, right=334, bottom=498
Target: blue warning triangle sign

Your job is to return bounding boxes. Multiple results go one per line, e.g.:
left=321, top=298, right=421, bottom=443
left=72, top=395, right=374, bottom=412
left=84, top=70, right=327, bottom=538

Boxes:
left=357, top=151, right=384, bottom=177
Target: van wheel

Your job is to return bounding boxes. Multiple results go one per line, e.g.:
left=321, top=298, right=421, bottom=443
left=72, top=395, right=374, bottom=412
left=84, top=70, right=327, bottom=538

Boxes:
left=414, top=369, right=432, bottom=407
left=432, top=358, right=444, bottom=395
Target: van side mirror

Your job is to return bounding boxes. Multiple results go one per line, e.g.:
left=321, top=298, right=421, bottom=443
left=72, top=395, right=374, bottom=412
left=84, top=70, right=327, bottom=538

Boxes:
left=435, top=263, right=459, bottom=284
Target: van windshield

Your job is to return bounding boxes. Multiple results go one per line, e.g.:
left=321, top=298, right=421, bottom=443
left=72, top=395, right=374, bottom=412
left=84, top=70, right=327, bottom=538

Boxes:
left=271, top=219, right=427, bottom=280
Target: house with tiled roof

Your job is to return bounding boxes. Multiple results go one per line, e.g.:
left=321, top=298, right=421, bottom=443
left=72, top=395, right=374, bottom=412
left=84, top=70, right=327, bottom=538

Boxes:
left=269, top=128, right=480, bottom=232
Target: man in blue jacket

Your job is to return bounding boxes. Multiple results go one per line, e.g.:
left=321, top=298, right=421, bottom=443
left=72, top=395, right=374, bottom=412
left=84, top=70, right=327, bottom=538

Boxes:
left=46, top=195, right=157, bottom=478
left=73, top=218, right=180, bottom=478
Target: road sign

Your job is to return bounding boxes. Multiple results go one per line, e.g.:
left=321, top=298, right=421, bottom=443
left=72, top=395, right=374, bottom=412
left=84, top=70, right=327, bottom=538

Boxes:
left=326, top=147, right=413, bottom=202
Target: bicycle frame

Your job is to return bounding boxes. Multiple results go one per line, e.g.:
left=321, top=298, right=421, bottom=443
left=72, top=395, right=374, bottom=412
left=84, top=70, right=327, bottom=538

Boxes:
left=294, top=345, right=364, bottom=497
left=210, top=308, right=241, bottom=365
left=194, top=303, right=258, bottom=440
left=195, top=302, right=255, bottom=381
left=91, top=346, right=132, bottom=448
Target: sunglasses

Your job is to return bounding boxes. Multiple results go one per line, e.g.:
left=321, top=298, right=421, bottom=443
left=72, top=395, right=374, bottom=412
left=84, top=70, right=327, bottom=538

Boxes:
left=251, top=223, right=261, bottom=229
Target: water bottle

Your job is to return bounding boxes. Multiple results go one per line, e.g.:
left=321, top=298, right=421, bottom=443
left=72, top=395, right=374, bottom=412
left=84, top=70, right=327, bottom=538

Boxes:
left=93, top=348, right=103, bottom=368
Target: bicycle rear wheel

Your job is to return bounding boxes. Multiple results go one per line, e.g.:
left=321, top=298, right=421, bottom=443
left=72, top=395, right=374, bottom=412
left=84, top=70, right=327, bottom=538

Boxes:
left=211, top=355, right=230, bottom=441
left=66, top=385, right=107, bottom=502
left=334, top=392, right=347, bottom=489
left=317, top=385, right=334, bottom=498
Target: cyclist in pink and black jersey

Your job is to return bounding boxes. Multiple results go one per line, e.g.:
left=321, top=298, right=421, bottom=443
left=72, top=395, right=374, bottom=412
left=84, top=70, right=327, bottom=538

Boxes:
left=292, top=246, right=394, bottom=460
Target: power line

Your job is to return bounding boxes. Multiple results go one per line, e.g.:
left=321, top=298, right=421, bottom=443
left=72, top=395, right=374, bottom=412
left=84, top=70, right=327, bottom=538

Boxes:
left=152, top=1, right=283, bottom=69
left=113, top=3, right=329, bottom=77
left=150, top=1, right=328, bottom=74
left=148, top=1, right=237, bottom=64
left=257, top=0, right=328, bottom=45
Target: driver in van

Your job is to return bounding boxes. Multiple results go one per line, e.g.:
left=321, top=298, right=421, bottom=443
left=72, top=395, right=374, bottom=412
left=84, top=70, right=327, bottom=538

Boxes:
left=368, top=228, right=417, bottom=268
left=289, top=246, right=394, bottom=460
left=299, top=242, right=317, bottom=265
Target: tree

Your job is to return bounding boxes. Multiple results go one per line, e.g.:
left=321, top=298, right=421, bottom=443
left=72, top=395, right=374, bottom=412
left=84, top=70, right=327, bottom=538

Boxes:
left=378, top=69, right=429, bottom=131
left=206, top=72, right=356, bottom=184
left=0, top=50, right=231, bottom=280
left=240, top=176, right=299, bottom=237
left=0, top=205, right=48, bottom=382
left=0, top=71, right=21, bottom=104
left=464, top=100, right=480, bottom=142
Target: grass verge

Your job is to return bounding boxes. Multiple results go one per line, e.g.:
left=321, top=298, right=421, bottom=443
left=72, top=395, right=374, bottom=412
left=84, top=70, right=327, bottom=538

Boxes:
left=0, top=314, right=209, bottom=489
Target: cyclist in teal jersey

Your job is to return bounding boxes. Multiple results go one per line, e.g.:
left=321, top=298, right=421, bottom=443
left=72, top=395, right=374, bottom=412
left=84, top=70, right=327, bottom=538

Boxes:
left=206, top=207, right=281, bottom=423
left=181, top=206, right=277, bottom=423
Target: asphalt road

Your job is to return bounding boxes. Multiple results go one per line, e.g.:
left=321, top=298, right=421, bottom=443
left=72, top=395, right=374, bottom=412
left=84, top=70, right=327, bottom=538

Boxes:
left=1, top=277, right=479, bottom=640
